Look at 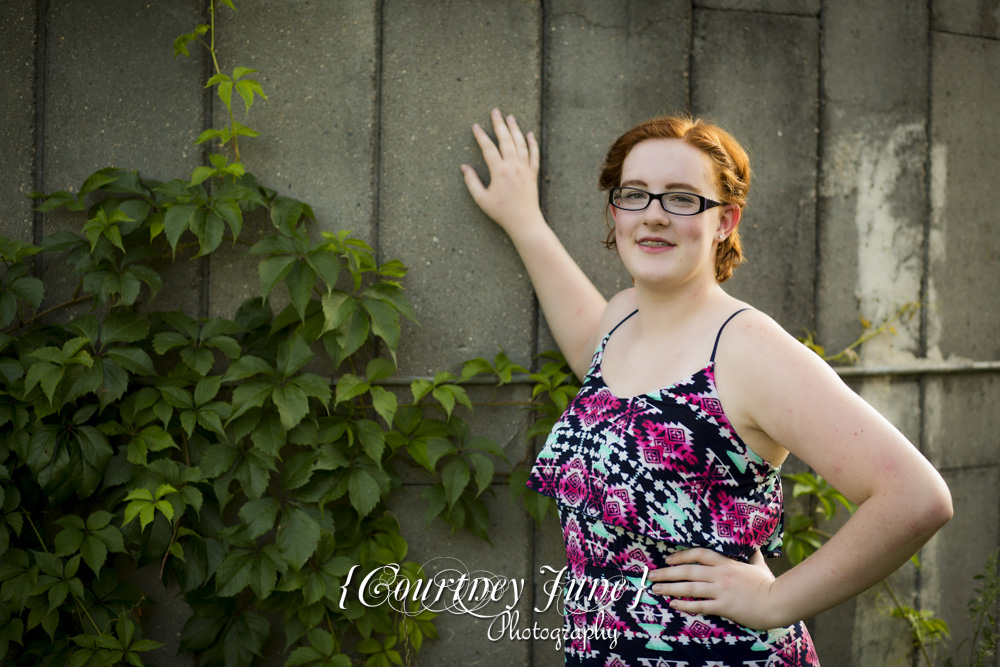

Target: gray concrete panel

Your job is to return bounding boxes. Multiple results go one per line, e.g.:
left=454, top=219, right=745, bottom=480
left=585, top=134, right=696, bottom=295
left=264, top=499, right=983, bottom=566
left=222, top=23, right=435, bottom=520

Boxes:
left=0, top=2, right=36, bottom=242
left=41, top=0, right=206, bottom=315
left=381, top=1, right=541, bottom=375
left=531, top=502, right=568, bottom=667
left=932, top=0, right=1000, bottom=40
left=542, top=0, right=691, bottom=324
left=817, top=1, right=928, bottom=356
left=695, top=0, right=819, bottom=15
left=42, top=1, right=205, bottom=187
left=921, top=467, right=1000, bottom=660
left=691, top=9, right=819, bottom=332
left=390, top=484, right=533, bottom=666
left=929, top=32, right=1000, bottom=360
left=810, top=596, right=856, bottom=665
left=209, top=0, right=378, bottom=319
left=924, top=374, right=1000, bottom=470
left=213, top=0, right=377, bottom=241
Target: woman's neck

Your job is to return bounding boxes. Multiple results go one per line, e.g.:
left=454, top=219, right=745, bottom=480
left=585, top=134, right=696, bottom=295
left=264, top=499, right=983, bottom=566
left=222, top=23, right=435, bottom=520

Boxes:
left=630, top=276, right=726, bottom=340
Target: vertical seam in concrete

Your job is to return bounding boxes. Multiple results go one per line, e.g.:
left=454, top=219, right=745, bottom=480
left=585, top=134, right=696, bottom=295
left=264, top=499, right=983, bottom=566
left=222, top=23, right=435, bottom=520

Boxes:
left=919, top=22, right=934, bottom=360
left=811, top=3, right=825, bottom=335
left=534, top=0, right=546, bottom=367
left=529, top=3, right=547, bottom=663
left=199, top=0, right=213, bottom=320
left=689, top=4, right=700, bottom=113
left=373, top=0, right=385, bottom=268
left=32, top=0, right=49, bottom=251
left=914, top=11, right=934, bottom=667
left=685, top=0, right=694, bottom=111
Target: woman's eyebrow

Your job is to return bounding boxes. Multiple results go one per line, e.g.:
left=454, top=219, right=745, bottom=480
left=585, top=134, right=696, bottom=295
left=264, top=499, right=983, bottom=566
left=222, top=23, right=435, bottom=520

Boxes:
left=620, top=179, right=703, bottom=192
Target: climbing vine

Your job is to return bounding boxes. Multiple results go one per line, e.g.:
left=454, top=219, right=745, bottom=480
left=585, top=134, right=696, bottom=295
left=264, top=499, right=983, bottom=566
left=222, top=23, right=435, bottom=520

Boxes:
left=0, top=3, right=544, bottom=665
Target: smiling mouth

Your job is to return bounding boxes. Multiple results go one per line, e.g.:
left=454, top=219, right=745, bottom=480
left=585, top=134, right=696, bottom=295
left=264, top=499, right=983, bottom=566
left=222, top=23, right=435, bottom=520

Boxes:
left=638, top=240, right=673, bottom=247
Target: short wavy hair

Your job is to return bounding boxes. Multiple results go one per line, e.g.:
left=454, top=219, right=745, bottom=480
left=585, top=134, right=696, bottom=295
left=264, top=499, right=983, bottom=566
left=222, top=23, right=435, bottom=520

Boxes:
left=598, top=115, right=751, bottom=283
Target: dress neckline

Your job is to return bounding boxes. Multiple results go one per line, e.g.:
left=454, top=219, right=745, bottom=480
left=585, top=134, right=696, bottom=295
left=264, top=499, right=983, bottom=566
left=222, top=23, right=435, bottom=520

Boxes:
left=590, top=329, right=780, bottom=473
left=595, top=357, right=715, bottom=403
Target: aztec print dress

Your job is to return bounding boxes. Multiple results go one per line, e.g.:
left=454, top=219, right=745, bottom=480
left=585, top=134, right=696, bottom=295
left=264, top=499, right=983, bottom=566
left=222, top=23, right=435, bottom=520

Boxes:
left=526, top=309, right=820, bottom=667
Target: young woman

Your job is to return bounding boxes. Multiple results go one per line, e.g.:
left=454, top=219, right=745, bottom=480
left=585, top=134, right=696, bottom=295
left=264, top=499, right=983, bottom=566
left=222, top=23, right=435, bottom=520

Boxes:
left=460, top=109, right=952, bottom=666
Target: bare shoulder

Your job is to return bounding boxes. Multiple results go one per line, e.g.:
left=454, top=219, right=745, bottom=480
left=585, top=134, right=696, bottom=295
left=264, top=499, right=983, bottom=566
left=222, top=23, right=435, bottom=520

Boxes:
left=599, top=288, right=639, bottom=335
left=718, top=308, right=835, bottom=381
left=713, top=307, right=864, bottom=465
left=570, top=288, right=637, bottom=378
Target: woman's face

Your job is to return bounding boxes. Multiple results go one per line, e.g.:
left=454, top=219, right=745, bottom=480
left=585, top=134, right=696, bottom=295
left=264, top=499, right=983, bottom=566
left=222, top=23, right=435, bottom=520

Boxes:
left=611, top=138, right=735, bottom=289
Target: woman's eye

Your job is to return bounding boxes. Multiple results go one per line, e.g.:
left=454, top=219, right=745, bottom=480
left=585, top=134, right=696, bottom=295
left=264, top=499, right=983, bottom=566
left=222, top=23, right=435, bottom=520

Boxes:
left=622, top=190, right=646, bottom=201
left=668, top=194, right=697, bottom=205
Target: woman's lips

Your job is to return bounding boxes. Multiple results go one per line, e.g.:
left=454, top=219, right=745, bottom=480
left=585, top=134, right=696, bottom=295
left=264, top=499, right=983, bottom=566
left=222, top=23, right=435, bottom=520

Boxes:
left=637, top=238, right=674, bottom=248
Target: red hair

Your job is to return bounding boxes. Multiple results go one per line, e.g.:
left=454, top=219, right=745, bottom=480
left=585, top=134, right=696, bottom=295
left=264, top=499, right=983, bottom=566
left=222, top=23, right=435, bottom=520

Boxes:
left=598, top=116, right=751, bottom=283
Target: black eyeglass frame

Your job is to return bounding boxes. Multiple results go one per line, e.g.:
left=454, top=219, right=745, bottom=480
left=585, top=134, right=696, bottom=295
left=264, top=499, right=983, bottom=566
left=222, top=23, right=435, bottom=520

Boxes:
left=608, top=187, right=724, bottom=216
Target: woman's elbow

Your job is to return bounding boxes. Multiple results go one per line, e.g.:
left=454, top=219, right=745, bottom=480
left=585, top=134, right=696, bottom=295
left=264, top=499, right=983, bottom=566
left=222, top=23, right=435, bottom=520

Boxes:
left=916, top=479, right=953, bottom=535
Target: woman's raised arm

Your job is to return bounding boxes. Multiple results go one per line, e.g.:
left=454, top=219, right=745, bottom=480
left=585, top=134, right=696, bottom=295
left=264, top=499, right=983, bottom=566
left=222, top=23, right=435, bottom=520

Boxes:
left=460, top=109, right=607, bottom=378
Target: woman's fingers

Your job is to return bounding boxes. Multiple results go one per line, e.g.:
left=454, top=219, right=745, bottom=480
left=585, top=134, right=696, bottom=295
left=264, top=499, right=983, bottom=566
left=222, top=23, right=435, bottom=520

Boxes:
left=491, top=108, right=517, bottom=156
left=506, top=114, right=529, bottom=160
left=471, top=122, right=501, bottom=163
left=666, top=548, right=727, bottom=567
left=460, top=164, right=486, bottom=203
left=527, top=130, right=539, bottom=170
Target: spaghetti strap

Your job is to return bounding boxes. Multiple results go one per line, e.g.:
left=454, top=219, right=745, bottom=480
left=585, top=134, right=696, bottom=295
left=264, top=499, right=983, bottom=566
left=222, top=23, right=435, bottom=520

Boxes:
left=710, top=308, right=751, bottom=362
left=607, top=309, right=639, bottom=340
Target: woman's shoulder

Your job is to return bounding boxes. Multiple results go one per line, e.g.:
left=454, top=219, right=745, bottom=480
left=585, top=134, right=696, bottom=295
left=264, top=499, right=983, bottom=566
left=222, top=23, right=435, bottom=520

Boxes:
left=599, top=288, right=639, bottom=334
left=716, top=304, right=845, bottom=390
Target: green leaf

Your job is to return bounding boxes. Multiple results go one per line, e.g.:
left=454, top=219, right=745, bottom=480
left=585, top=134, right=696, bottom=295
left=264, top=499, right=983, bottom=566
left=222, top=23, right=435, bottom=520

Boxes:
left=277, top=508, right=320, bottom=569
left=320, top=291, right=352, bottom=333
left=216, top=81, right=234, bottom=112
left=355, top=420, right=385, bottom=463
left=80, top=535, right=108, bottom=574
left=272, top=384, right=309, bottom=430
left=369, top=386, right=397, bottom=427
left=190, top=165, right=215, bottom=186
left=258, top=255, right=297, bottom=300
left=334, top=374, right=368, bottom=405
left=106, top=347, right=155, bottom=376
left=440, top=457, right=470, bottom=509
left=277, top=335, right=314, bottom=379
left=465, top=436, right=507, bottom=460
left=216, top=548, right=254, bottom=597
left=432, top=386, right=456, bottom=418
left=348, top=469, right=381, bottom=518
left=271, top=197, right=306, bottom=234
left=224, top=355, right=273, bottom=382
left=164, top=203, right=200, bottom=252
left=194, top=376, right=222, bottom=405
left=467, top=452, right=494, bottom=495
left=54, top=524, right=84, bottom=557
left=285, top=263, right=316, bottom=321
left=362, top=299, right=401, bottom=354
left=193, top=210, right=225, bottom=257
left=282, top=450, right=317, bottom=490
left=238, top=497, right=280, bottom=539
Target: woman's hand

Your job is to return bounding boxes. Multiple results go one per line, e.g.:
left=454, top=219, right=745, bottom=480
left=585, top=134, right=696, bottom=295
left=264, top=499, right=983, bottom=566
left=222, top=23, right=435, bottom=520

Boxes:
left=460, top=109, right=542, bottom=236
left=647, top=548, right=779, bottom=631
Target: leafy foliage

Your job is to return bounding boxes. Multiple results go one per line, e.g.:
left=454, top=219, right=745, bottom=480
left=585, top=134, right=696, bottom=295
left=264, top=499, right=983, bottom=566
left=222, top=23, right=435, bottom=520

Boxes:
left=943, top=549, right=1000, bottom=667
left=0, top=4, right=521, bottom=665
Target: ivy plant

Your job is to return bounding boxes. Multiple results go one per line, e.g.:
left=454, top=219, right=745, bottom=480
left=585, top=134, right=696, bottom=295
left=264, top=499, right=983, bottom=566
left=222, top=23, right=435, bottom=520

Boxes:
left=0, top=3, right=528, bottom=665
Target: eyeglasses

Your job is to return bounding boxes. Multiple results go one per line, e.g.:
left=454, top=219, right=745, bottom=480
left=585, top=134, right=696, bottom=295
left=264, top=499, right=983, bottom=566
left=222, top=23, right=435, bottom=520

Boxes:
left=608, top=187, right=723, bottom=215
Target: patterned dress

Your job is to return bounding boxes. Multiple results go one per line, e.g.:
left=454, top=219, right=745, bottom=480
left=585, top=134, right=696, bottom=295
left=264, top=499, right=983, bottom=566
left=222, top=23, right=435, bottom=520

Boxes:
left=526, top=309, right=820, bottom=667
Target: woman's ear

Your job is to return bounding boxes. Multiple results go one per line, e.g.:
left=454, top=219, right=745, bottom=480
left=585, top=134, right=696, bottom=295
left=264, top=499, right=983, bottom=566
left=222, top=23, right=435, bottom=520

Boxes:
left=717, top=204, right=741, bottom=238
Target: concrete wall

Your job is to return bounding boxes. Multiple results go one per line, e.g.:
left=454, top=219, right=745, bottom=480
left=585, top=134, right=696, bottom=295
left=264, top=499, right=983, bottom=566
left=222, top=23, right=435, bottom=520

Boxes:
left=3, top=1, right=999, bottom=665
